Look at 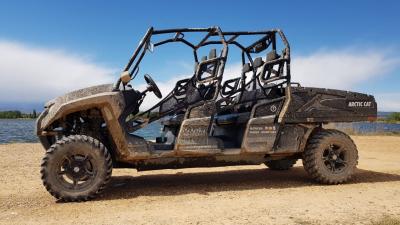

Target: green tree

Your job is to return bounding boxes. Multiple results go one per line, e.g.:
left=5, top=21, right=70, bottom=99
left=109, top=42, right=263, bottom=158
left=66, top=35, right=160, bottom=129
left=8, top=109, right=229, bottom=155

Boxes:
left=387, top=112, right=400, bottom=122
left=0, top=110, right=22, bottom=119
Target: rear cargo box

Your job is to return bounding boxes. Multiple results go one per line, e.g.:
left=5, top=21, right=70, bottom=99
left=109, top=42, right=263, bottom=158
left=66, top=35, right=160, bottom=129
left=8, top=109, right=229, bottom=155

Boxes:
left=283, top=87, right=377, bottom=123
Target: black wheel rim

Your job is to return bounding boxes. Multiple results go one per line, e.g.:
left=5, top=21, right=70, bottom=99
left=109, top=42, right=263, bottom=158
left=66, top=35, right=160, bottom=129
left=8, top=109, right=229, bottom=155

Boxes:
left=56, top=154, right=97, bottom=190
left=322, top=144, right=348, bottom=174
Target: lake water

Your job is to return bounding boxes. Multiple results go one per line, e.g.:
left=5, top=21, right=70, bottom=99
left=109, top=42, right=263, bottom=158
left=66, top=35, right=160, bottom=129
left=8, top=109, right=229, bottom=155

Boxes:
left=331, top=122, right=400, bottom=134
left=0, top=119, right=162, bottom=144
left=0, top=119, right=38, bottom=143
left=0, top=119, right=399, bottom=144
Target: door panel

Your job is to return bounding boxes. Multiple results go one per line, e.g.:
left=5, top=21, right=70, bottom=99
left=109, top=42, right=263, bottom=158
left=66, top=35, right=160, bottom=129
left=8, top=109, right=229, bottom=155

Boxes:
left=274, top=124, right=306, bottom=153
left=175, top=101, right=223, bottom=155
left=175, top=117, right=223, bottom=155
left=241, top=115, right=277, bottom=153
left=241, top=98, right=284, bottom=153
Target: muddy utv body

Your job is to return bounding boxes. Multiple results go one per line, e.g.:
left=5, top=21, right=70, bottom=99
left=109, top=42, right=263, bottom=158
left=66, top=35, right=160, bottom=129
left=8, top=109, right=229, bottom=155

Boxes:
left=37, top=27, right=377, bottom=201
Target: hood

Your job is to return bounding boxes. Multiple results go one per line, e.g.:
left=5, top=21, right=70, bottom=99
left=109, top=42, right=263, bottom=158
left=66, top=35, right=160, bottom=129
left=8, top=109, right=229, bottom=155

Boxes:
left=36, top=84, right=116, bottom=134
left=45, top=84, right=115, bottom=108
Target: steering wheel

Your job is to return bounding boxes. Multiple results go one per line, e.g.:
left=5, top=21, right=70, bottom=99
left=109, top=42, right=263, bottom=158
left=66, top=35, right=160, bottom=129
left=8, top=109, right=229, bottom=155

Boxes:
left=144, top=74, right=162, bottom=99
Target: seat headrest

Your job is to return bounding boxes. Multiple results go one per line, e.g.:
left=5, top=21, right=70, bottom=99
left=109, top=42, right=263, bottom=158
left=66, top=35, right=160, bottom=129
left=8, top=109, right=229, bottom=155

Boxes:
left=267, top=50, right=278, bottom=61
left=201, top=56, right=207, bottom=62
left=209, top=48, right=217, bottom=59
left=253, top=57, right=264, bottom=68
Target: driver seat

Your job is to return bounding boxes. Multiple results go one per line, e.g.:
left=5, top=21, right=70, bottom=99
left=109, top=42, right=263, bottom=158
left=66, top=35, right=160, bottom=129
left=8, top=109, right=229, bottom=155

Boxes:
left=185, top=48, right=219, bottom=104
left=161, top=49, right=220, bottom=126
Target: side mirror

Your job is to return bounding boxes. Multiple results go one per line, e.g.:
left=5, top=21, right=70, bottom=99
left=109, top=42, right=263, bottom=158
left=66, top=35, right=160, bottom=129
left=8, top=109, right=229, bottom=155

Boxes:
left=120, top=71, right=131, bottom=84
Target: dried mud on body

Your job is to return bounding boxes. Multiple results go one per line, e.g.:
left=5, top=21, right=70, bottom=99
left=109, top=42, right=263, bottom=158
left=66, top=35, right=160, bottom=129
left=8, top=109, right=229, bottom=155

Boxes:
left=1, top=136, right=400, bottom=225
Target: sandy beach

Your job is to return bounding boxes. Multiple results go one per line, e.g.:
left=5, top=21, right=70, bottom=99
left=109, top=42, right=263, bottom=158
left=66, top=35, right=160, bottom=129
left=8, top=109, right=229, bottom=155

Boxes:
left=1, top=135, right=400, bottom=225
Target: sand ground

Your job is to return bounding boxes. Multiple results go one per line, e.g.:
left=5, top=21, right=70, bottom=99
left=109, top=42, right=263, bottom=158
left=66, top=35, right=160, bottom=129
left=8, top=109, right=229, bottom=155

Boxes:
left=1, top=136, right=400, bottom=225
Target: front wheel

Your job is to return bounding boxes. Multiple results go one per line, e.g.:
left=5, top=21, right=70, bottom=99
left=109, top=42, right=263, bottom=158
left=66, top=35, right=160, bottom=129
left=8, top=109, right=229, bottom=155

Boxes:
left=40, top=135, right=113, bottom=201
left=302, top=129, right=358, bottom=184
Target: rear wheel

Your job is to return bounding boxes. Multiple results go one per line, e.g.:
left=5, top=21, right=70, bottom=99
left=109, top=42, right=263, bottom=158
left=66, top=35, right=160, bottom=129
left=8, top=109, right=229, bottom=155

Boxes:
left=265, top=159, right=297, bottom=170
left=40, top=135, right=112, bottom=201
left=302, top=129, right=358, bottom=184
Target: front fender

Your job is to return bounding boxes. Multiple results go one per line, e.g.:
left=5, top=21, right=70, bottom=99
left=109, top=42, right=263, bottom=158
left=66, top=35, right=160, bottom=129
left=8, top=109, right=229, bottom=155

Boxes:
left=36, top=90, right=136, bottom=161
left=37, top=92, right=125, bottom=134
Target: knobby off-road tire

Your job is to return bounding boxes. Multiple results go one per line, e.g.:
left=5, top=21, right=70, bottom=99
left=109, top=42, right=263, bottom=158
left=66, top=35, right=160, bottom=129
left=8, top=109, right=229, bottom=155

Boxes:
left=302, top=129, right=358, bottom=184
left=265, top=159, right=298, bottom=170
left=40, top=135, right=113, bottom=202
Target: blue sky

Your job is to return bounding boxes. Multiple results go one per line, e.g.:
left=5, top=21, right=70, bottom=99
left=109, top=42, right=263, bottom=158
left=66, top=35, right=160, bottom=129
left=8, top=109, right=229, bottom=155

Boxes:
left=0, top=0, right=399, bottom=111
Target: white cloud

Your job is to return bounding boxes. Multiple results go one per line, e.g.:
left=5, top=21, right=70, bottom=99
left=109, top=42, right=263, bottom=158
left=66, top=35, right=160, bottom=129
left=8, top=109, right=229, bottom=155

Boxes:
left=375, top=93, right=400, bottom=112
left=0, top=41, right=399, bottom=111
left=291, top=48, right=400, bottom=111
left=292, top=48, right=399, bottom=89
left=139, top=47, right=400, bottom=111
left=0, top=40, right=115, bottom=103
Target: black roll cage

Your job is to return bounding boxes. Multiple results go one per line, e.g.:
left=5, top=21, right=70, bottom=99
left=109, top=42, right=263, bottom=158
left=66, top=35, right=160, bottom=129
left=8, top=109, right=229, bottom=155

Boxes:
left=118, top=27, right=292, bottom=132
left=115, top=26, right=291, bottom=89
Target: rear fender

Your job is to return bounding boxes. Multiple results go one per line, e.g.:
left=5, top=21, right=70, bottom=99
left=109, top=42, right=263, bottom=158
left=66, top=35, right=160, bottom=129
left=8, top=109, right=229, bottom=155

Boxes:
left=273, top=123, right=320, bottom=153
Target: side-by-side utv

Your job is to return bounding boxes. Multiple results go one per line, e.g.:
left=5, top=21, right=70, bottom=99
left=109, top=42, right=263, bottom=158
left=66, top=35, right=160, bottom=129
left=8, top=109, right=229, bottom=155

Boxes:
left=36, top=27, right=377, bottom=201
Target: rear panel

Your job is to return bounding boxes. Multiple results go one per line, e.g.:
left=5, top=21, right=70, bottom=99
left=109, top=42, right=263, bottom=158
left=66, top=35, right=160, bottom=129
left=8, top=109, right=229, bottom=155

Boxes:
left=283, top=87, right=377, bottom=123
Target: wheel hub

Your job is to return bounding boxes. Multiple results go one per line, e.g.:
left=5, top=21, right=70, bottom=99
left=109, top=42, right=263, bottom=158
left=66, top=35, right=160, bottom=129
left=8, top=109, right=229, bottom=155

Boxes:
left=322, top=144, right=347, bottom=173
left=61, top=155, right=93, bottom=181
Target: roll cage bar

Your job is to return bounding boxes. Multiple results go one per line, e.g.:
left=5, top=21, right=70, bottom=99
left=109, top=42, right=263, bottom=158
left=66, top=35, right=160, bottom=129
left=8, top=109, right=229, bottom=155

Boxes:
left=115, top=26, right=291, bottom=89
left=118, top=27, right=291, bottom=132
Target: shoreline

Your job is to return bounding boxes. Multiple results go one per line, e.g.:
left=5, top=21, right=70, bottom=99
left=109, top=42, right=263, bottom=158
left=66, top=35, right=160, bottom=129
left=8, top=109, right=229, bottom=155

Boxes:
left=2, top=133, right=400, bottom=145
left=0, top=141, right=39, bottom=145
